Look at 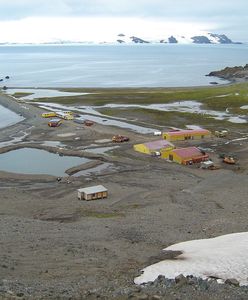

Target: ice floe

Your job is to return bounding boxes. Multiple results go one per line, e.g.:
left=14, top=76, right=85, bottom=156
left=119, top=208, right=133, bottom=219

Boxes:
left=134, top=232, right=248, bottom=286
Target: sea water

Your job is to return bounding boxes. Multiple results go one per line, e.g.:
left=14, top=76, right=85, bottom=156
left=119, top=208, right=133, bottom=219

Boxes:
left=0, top=44, right=248, bottom=88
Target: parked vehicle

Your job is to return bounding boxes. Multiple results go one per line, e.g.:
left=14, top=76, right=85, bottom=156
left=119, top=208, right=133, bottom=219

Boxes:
left=42, top=112, right=57, bottom=118
left=215, top=130, right=228, bottom=137
left=223, top=156, right=236, bottom=164
left=112, top=135, right=129, bottom=142
left=48, top=118, right=62, bottom=127
left=84, top=120, right=94, bottom=126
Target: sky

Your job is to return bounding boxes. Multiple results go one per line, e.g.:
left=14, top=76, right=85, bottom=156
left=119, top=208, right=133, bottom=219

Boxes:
left=0, top=0, right=247, bottom=43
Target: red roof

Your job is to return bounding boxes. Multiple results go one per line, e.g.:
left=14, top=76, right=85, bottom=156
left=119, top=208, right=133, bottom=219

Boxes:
left=172, top=147, right=205, bottom=159
left=144, top=140, right=174, bottom=150
left=165, top=129, right=210, bottom=136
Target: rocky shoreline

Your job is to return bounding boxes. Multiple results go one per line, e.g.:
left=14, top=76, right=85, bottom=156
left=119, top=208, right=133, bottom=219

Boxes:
left=207, top=64, right=248, bottom=83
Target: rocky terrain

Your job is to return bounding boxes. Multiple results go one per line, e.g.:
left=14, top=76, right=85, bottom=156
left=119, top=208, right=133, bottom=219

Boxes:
left=0, top=92, right=248, bottom=299
left=207, top=64, right=248, bottom=82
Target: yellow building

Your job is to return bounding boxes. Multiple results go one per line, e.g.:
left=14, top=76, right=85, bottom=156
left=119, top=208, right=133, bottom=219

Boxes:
left=163, top=129, right=211, bottom=141
left=134, top=140, right=175, bottom=155
left=161, top=147, right=209, bottom=165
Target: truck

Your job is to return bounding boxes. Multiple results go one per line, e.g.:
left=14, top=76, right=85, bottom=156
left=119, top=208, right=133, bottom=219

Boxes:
left=112, top=135, right=129, bottom=143
left=214, top=130, right=228, bottom=138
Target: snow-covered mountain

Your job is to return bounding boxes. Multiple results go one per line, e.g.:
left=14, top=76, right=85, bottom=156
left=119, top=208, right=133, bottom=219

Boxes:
left=0, top=32, right=241, bottom=46
left=113, top=32, right=241, bottom=45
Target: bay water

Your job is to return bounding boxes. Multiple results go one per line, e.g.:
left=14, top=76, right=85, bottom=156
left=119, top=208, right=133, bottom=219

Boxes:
left=0, top=44, right=248, bottom=88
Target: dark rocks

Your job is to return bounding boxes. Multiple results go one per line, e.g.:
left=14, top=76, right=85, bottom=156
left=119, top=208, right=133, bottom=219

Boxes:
left=209, top=81, right=219, bottom=85
left=207, top=64, right=248, bottom=82
left=117, top=39, right=125, bottom=43
left=175, top=274, right=187, bottom=285
left=225, top=278, right=240, bottom=286
left=168, top=36, right=178, bottom=44
left=191, top=36, right=211, bottom=44
left=209, top=33, right=234, bottom=44
left=130, top=36, right=149, bottom=44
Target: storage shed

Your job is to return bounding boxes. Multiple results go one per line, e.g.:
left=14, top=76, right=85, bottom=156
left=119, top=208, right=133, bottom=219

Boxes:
left=77, top=185, right=108, bottom=201
left=162, top=147, right=209, bottom=165
left=162, top=129, right=211, bottom=141
left=134, top=140, right=175, bottom=155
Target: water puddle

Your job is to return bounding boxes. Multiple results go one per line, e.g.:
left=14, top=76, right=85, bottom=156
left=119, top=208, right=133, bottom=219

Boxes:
left=0, top=104, right=24, bottom=129
left=98, top=101, right=247, bottom=124
left=5, top=88, right=89, bottom=100
left=85, top=146, right=119, bottom=154
left=41, top=141, right=66, bottom=148
left=0, top=131, right=29, bottom=148
left=74, top=162, right=116, bottom=176
left=37, top=103, right=156, bottom=134
left=0, top=148, right=89, bottom=176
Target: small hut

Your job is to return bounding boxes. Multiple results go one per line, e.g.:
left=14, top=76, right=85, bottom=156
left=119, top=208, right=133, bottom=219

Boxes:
left=77, top=185, right=108, bottom=201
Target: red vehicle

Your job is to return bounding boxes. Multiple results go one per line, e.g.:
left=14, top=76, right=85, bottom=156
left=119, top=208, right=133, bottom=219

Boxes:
left=84, top=120, right=94, bottom=126
left=112, top=135, right=129, bottom=143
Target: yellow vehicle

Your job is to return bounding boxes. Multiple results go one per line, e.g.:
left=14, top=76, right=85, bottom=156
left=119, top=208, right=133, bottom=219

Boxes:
left=63, top=111, right=74, bottom=115
left=55, top=112, right=74, bottom=120
left=41, top=112, right=56, bottom=118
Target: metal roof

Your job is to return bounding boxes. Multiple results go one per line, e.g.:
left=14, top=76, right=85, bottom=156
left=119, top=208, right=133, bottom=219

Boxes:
left=164, top=129, right=210, bottom=136
left=172, top=147, right=205, bottom=159
left=78, top=185, right=107, bottom=195
left=49, top=118, right=61, bottom=122
left=144, top=139, right=174, bottom=150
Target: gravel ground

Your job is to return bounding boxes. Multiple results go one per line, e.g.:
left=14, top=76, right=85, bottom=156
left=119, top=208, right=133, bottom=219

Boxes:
left=0, top=93, right=248, bottom=299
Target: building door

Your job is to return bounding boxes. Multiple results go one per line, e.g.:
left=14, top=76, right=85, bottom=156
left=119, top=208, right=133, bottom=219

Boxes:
left=169, top=154, right=173, bottom=161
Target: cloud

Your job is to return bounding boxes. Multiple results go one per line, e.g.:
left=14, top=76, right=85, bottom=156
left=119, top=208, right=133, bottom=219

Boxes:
left=0, top=0, right=247, bottom=40
left=0, top=17, right=216, bottom=43
left=0, top=0, right=247, bottom=20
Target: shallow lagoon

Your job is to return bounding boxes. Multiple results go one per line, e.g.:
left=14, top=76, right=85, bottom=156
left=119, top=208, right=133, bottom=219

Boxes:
left=0, top=148, right=89, bottom=176
left=0, top=104, right=24, bottom=129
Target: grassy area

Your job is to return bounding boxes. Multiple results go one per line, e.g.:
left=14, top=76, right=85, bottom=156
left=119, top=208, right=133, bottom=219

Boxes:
left=12, top=92, right=34, bottom=98
left=35, top=83, right=248, bottom=112
left=99, top=107, right=245, bottom=130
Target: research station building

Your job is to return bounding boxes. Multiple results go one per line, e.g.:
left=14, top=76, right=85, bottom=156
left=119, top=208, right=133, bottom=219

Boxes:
left=162, top=129, right=211, bottom=142
left=133, top=139, right=175, bottom=155
left=161, top=146, right=209, bottom=165
left=77, top=185, right=108, bottom=201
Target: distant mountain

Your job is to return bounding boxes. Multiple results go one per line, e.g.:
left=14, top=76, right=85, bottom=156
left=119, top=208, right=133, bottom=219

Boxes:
left=0, top=32, right=242, bottom=46
left=113, top=33, right=241, bottom=45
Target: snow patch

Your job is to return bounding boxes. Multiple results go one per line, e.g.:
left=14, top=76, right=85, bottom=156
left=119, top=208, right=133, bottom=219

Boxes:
left=134, top=232, right=248, bottom=286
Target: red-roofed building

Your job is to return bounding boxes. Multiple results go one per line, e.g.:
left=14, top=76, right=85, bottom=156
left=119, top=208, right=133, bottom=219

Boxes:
left=161, top=146, right=209, bottom=165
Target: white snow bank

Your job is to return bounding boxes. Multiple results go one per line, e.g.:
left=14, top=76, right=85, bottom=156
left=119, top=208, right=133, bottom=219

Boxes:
left=134, top=232, right=248, bottom=286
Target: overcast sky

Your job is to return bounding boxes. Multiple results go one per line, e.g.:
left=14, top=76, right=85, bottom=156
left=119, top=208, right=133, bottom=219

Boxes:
left=0, top=0, right=247, bottom=43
